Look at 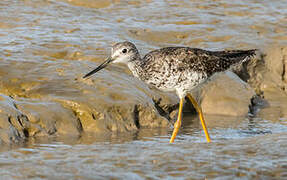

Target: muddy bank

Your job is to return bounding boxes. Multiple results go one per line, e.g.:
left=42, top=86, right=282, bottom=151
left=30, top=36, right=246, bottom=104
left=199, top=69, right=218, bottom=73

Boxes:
left=0, top=59, right=178, bottom=144
left=0, top=58, right=254, bottom=144
left=0, top=0, right=286, bottom=145
left=0, top=48, right=283, bottom=144
left=2, top=45, right=287, bottom=144
left=247, top=46, right=287, bottom=122
left=1, top=39, right=287, bottom=145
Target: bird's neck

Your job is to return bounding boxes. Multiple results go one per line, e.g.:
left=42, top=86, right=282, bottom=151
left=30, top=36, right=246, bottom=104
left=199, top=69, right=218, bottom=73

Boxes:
left=127, top=57, right=144, bottom=79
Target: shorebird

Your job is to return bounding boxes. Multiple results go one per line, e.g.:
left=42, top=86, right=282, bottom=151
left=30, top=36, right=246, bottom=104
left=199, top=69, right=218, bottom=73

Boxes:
left=83, top=41, right=256, bottom=143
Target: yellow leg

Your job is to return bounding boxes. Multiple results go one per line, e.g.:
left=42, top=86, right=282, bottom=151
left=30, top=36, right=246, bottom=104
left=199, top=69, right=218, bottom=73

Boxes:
left=169, top=98, right=184, bottom=143
left=186, top=93, right=211, bottom=143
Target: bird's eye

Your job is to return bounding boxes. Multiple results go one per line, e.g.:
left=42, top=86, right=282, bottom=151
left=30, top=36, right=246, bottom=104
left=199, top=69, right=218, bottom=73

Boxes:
left=122, top=49, right=127, bottom=53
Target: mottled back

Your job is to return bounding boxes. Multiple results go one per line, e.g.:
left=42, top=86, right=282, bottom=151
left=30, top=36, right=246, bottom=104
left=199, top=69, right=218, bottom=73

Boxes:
left=133, top=46, right=256, bottom=97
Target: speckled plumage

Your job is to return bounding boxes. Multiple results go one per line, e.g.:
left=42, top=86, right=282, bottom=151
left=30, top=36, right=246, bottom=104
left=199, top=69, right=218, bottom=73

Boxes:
left=83, top=41, right=256, bottom=98
left=83, top=41, right=256, bottom=143
left=123, top=42, right=256, bottom=98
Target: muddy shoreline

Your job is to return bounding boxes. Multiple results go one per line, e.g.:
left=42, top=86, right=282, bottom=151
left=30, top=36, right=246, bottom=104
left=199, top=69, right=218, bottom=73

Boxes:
left=1, top=44, right=287, bottom=145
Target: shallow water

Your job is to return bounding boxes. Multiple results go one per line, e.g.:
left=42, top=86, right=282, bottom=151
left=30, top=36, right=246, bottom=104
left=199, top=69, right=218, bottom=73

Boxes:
left=1, top=115, right=287, bottom=179
left=1, top=0, right=287, bottom=179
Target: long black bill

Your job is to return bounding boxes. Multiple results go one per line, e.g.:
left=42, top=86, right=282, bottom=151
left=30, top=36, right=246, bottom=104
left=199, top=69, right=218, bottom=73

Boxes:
left=83, top=57, right=112, bottom=78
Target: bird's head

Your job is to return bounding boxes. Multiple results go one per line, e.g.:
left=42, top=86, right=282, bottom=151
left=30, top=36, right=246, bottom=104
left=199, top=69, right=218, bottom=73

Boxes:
left=83, top=41, right=139, bottom=78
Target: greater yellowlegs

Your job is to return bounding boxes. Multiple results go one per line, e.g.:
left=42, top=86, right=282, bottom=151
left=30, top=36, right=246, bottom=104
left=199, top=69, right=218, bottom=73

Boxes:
left=83, top=41, right=256, bottom=143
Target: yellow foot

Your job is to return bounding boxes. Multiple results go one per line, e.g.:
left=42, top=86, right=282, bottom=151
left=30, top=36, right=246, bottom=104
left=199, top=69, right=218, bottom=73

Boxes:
left=169, top=98, right=184, bottom=143
left=186, top=93, right=211, bottom=143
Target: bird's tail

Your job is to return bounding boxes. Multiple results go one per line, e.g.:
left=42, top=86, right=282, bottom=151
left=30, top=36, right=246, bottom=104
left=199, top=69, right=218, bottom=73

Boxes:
left=222, top=49, right=257, bottom=65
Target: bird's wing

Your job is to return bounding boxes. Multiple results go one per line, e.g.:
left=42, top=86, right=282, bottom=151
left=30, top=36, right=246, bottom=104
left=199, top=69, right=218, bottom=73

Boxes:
left=143, top=47, right=256, bottom=77
left=191, top=49, right=256, bottom=76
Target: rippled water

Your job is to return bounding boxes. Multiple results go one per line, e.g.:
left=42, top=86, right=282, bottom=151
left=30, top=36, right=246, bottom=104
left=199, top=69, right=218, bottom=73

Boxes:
left=1, top=114, right=287, bottom=179
left=1, top=0, right=287, bottom=179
